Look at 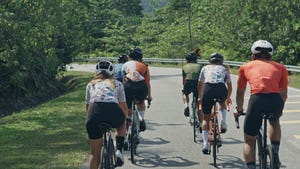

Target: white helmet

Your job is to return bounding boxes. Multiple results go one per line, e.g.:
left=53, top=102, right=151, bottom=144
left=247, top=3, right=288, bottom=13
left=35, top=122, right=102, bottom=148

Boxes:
left=251, top=40, right=273, bottom=55
left=96, top=61, right=114, bottom=76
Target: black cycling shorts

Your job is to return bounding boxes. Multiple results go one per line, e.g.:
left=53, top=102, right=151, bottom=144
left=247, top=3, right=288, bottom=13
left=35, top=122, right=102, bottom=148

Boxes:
left=123, top=80, right=148, bottom=109
left=86, top=102, right=125, bottom=139
left=201, top=83, right=228, bottom=115
left=182, top=80, right=198, bottom=98
left=244, top=93, right=284, bottom=136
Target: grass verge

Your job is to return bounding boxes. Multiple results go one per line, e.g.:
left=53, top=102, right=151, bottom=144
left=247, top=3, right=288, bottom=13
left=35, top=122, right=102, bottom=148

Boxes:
left=0, top=71, right=93, bottom=169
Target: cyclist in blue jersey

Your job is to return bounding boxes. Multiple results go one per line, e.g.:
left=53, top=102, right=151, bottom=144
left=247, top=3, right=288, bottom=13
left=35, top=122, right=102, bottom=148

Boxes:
left=114, top=54, right=128, bottom=82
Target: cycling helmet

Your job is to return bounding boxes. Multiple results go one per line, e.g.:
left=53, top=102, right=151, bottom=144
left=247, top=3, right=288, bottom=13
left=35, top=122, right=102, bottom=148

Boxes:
left=185, top=52, right=198, bottom=62
left=118, top=54, right=128, bottom=63
left=129, top=47, right=143, bottom=60
left=251, top=40, right=273, bottom=55
left=209, top=53, right=224, bottom=64
left=96, top=61, right=114, bottom=76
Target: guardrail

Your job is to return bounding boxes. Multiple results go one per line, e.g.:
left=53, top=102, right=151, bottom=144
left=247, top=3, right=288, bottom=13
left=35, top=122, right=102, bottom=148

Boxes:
left=75, top=57, right=300, bottom=73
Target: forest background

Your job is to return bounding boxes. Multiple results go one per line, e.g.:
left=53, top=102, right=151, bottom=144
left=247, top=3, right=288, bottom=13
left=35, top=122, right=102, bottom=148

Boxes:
left=1, top=0, right=299, bottom=114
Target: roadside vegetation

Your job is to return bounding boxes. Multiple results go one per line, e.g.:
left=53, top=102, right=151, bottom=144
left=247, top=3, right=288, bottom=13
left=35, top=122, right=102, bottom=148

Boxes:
left=0, top=71, right=92, bottom=169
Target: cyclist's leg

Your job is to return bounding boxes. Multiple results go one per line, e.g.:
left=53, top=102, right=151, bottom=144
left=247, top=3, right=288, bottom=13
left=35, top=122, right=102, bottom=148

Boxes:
left=124, top=80, right=134, bottom=118
left=243, top=94, right=264, bottom=168
left=214, top=83, right=228, bottom=133
left=182, top=81, right=193, bottom=117
left=135, top=81, right=148, bottom=131
left=86, top=103, right=106, bottom=169
left=267, top=94, right=284, bottom=168
left=201, top=84, right=213, bottom=153
left=89, top=138, right=103, bottom=169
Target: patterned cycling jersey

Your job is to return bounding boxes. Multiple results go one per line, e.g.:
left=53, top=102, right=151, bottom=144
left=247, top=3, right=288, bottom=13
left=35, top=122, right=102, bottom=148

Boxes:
left=237, top=60, right=288, bottom=94
left=122, top=60, right=150, bottom=84
left=199, top=64, right=231, bottom=83
left=85, top=79, right=126, bottom=104
left=182, top=63, right=202, bottom=80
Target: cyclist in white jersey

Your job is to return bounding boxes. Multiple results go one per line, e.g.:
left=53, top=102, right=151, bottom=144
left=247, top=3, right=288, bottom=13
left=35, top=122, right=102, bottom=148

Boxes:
left=198, top=53, right=232, bottom=154
left=85, top=61, right=128, bottom=169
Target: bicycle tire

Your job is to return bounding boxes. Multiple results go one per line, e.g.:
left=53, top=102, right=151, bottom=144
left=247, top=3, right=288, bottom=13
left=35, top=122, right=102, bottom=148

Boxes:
left=267, top=144, right=274, bottom=169
left=100, top=138, right=108, bottom=169
left=107, top=136, right=116, bottom=168
left=130, top=122, right=136, bottom=164
left=257, top=131, right=264, bottom=169
left=213, top=115, right=217, bottom=167
left=192, top=99, right=197, bottom=143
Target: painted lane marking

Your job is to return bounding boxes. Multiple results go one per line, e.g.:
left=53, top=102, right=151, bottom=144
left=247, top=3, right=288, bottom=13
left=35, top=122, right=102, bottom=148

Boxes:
left=283, top=109, right=300, bottom=113
left=294, top=135, right=300, bottom=139
left=280, top=120, right=300, bottom=124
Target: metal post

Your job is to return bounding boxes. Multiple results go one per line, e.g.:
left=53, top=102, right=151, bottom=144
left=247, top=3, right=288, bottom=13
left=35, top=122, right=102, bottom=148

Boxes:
left=187, top=0, right=193, bottom=51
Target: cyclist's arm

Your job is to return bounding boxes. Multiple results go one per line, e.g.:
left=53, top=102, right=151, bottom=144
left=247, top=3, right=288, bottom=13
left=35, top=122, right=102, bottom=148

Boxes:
left=236, top=88, right=245, bottom=112
left=119, top=101, right=128, bottom=118
left=279, top=65, right=288, bottom=102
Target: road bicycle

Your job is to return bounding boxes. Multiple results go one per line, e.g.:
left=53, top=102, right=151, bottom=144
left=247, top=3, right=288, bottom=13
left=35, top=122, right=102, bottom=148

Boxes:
left=99, top=123, right=117, bottom=169
left=191, top=95, right=202, bottom=143
left=235, top=112, right=275, bottom=169
left=208, top=98, right=222, bottom=167
left=127, top=99, right=151, bottom=164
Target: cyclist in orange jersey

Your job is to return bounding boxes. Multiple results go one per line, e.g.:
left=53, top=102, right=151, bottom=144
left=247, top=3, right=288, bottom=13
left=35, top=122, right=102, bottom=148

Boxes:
left=122, top=47, right=152, bottom=132
left=233, top=40, right=288, bottom=169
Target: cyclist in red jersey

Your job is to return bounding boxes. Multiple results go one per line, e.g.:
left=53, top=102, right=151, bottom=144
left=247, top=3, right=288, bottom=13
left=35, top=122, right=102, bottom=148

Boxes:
left=233, top=40, right=288, bottom=169
left=122, top=47, right=152, bottom=132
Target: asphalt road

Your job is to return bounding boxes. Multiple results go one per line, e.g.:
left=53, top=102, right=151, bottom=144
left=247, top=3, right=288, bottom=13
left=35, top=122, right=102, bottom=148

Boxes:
left=71, top=63, right=300, bottom=169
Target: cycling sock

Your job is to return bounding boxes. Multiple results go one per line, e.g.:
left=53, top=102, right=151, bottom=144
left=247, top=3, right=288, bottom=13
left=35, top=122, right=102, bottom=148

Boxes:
left=139, top=110, right=145, bottom=119
left=184, top=102, right=188, bottom=108
left=203, top=130, right=209, bottom=145
left=246, top=162, right=256, bottom=169
left=220, top=109, right=226, bottom=123
left=116, top=136, right=125, bottom=152
left=271, top=141, right=280, bottom=154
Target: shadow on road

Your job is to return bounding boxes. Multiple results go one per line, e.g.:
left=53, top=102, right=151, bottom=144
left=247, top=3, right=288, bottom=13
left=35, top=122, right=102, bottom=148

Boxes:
left=129, top=152, right=199, bottom=168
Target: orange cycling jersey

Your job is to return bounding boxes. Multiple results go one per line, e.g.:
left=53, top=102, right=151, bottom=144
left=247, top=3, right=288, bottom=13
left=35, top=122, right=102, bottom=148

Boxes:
left=237, top=60, right=288, bottom=94
left=122, top=60, right=150, bottom=84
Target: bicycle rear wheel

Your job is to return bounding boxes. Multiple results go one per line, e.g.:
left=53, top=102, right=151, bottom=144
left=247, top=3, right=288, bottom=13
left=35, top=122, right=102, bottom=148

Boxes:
left=212, top=116, right=217, bottom=167
left=257, top=132, right=265, bottom=169
left=100, top=140, right=108, bottom=169
left=266, top=144, right=274, bottom=169
left=107, top=136, right=116, bottom=168
left=130, top=123, right=136, bottom=163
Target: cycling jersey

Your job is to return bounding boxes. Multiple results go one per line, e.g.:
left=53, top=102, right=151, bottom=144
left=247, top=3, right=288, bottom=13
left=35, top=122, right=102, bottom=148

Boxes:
left=182, top=63, right=202, bottom=80
left=237, top=60, right=288, bottom=94
left=122, top=60, right=150, bottom=84
left=85, top=79, right=126, bottom=104
left=199, top=65, right=231, bottom=84
left=114, top=63, right=124, bottom=81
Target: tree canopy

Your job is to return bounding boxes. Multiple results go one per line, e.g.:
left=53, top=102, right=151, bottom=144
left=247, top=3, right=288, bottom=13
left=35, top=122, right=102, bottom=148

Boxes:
left=0, top=0, right=299, bottom=112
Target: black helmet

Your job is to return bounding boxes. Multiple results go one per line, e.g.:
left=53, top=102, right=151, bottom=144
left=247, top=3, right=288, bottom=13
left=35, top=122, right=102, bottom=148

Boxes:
left=129, top=47, right=143, bottom=60
left=118, top=54, right=128, bottom=63
left=186, top=52, right=198, bottom=62
left=209, top=53, right=224, bottom=64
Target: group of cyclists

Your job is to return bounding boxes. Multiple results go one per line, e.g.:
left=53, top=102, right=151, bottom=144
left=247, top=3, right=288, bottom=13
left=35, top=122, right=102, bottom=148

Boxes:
left=85, top=47, right=152, bottom=169
left=182, top=40, right=287, bottom=169
left=84, top=39, right=288, bottom=169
